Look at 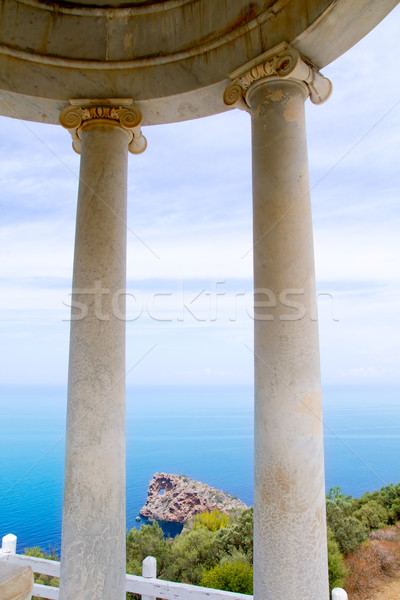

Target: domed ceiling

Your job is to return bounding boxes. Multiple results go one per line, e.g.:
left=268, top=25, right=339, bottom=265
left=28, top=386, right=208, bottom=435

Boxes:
left=0, top=0, right=397, bottom=125
left=53, top=0, right=178, bottom=5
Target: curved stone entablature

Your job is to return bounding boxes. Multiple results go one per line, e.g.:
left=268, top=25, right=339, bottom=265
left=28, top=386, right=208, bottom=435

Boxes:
left=59, top=99, right=147, bottom=154
left=0, top=0, right=397, bottom=125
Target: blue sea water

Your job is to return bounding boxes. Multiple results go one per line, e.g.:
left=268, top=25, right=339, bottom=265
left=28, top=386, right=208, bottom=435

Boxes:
left=0, top=384, right=399, bottom=554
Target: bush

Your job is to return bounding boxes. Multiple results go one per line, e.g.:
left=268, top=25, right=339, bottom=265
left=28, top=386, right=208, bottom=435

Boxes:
left=162, top=527, right=220, bottom=585
left=370, top=539, right=400, bottom=577
left=24, top=547, right=59, bottom=600
left=344, top=538, right=400, bottom=600
left=126, top=522, right=171, bottom=577
left=335, top=517, right=368, bottom=555
left=327, top=527, right=348, bottom=591
left=192, top=510, right=231, bottom=532
left=200, top=561, right=253, bottom=594
left=345, top=542, right=382, bottom=600
left=217, top=507, right=253, bottom=563
left=369, top=527, right=397, bottom=542
left=326, top=497, right=367, bottom=555
left=353, top=500, right=389, bottom=530
left=388, top=498, right=400, bottom=523
left=352, top=484, right=400, bottom=526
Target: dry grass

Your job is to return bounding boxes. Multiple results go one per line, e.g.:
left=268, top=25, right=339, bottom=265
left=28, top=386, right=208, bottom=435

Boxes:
left=344, top=524, right=400, bottom=600
left=365, top=578, right=400, bottom=600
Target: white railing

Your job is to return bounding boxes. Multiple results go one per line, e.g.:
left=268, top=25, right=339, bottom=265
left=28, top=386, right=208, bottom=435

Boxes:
left=0, top=534, right=348, bottom=600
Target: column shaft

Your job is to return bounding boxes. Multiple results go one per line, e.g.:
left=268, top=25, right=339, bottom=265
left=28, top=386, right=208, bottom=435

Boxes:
left=249, top=79, right=329, bottom=599
left=60, top=124, right=128, bottom=600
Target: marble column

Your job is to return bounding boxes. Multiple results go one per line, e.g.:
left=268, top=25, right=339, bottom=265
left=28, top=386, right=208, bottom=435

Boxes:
left=225, top=44, right=332, bottom=600
left=59, top=101, right=145, bottom=600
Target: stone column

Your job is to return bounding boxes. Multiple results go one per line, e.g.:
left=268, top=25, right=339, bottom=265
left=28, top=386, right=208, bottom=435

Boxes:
left=59, top=101, right=146, bottom=600
left=225, top=44, right=332, bottom=600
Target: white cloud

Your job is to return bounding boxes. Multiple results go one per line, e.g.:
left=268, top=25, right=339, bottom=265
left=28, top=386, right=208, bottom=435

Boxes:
left=343, top=367, right=383, bottom=379
left=0, top=6, right=400, bottom=384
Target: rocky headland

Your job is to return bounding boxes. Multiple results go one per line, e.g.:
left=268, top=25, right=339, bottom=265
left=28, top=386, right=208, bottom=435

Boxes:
left=139, top=472, right=247, bottom=523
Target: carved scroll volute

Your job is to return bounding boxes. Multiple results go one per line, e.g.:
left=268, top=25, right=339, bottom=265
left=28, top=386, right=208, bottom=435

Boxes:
left=223, top=42, right=332, bottom=109
left=59, top=101, right=147, bottom=154
left=223, top=82, right=248, bottom=112
left=274, top=50, right=333, bottom=104
left=59, top=106, right=83, bottom=153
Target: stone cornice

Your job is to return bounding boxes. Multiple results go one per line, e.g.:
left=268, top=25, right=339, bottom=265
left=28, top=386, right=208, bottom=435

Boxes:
left=59, top=99, right=147, bottom=154
left=20, top=0, right=198, bottom=17
left=223, top=42, right=332, bottom=109
left=0, top=5, right=282, bottom=70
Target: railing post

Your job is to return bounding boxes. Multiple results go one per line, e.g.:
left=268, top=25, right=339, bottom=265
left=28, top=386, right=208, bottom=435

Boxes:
left=1, top=534, right=17, bottom=554
left=142, top=556, right=157, bottom=600
left=332, top=588, right=348, bottom=600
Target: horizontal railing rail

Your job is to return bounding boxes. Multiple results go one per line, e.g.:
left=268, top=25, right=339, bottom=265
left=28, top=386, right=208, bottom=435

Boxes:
left=0, top=534, right=348, bottom=600
left=0, top=536, right=251, bottom=600
left=125, top=572, right=251, bottom=600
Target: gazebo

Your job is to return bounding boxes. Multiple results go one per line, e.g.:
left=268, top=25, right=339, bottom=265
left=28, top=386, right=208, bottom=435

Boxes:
left=0, top=1, right=398, bottom=599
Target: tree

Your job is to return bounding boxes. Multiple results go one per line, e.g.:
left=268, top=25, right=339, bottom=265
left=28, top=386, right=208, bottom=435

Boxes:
left=328, top=487, right=346, bottom=501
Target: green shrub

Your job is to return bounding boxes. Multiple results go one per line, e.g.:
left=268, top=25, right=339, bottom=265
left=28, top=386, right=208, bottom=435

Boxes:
left=162, top=527, right=220, bottom=585
left=388, top=497, right=400, bottom=523
left=192, top=510, right=231, bottom=532
left=334, top=516, right=368, bottom=555
left=353, top=500, right=389, bottom=530
left=326, top=496, right=367, bottom=555
left=126, top=522, right=171, bottom=577
left=217, top=507, right=253, bottom=563
left=200, top=561, right=253, bottom=594
left=24, top=547, right=59, bottom=600
left=327, top=527, right=349, bottom=590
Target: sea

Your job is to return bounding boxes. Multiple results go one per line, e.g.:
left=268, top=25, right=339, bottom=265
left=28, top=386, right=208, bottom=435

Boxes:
left=0, top=384, right=399, bottom=555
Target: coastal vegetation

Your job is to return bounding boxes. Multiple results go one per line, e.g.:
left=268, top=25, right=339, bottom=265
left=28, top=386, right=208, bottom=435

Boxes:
left=326, top=483, right=400, bottom=598
left=25, top=482, right=400, bottom=599
left=23, top=546, right=59, bottom=600
left=126, top=507, right=254, bottom=598
left=192, top=509, right=231, bottom=532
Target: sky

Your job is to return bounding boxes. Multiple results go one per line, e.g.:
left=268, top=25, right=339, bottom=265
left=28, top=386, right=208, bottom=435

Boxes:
left=0, top=6, right=399, bottom=388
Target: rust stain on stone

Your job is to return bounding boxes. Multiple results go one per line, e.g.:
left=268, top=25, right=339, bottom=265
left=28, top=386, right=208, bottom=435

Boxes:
left=267, top=88, right=283, bottom=102
left=37, top=15, right=52, bottom=54
left=225, top=3, right=259, bottom=32
left=295, top=390, right=322, bottom=436
left=283, top=95, right=302, bottom=121
left=260, top=462, right=307, bottom=514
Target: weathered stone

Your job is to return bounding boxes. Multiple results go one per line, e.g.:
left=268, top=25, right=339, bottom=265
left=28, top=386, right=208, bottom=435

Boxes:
left=59, top=117, right=129, bottom=600
left=0, top=1, right=396, bottom=124
left=0, top=563, right=33, bottom=600
left=140, top=473, right=247, bottom=523
left=248, top=76, right=329, bottom=599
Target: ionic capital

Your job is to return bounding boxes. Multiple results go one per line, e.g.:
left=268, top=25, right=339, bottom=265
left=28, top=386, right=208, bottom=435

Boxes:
left=59, top=99, right=147, bottom=154
left=224, top=42, right=332, bottom=109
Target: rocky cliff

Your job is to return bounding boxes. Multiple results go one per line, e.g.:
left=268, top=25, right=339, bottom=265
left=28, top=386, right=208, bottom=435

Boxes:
left=139, top=472, right=247, bottom=523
